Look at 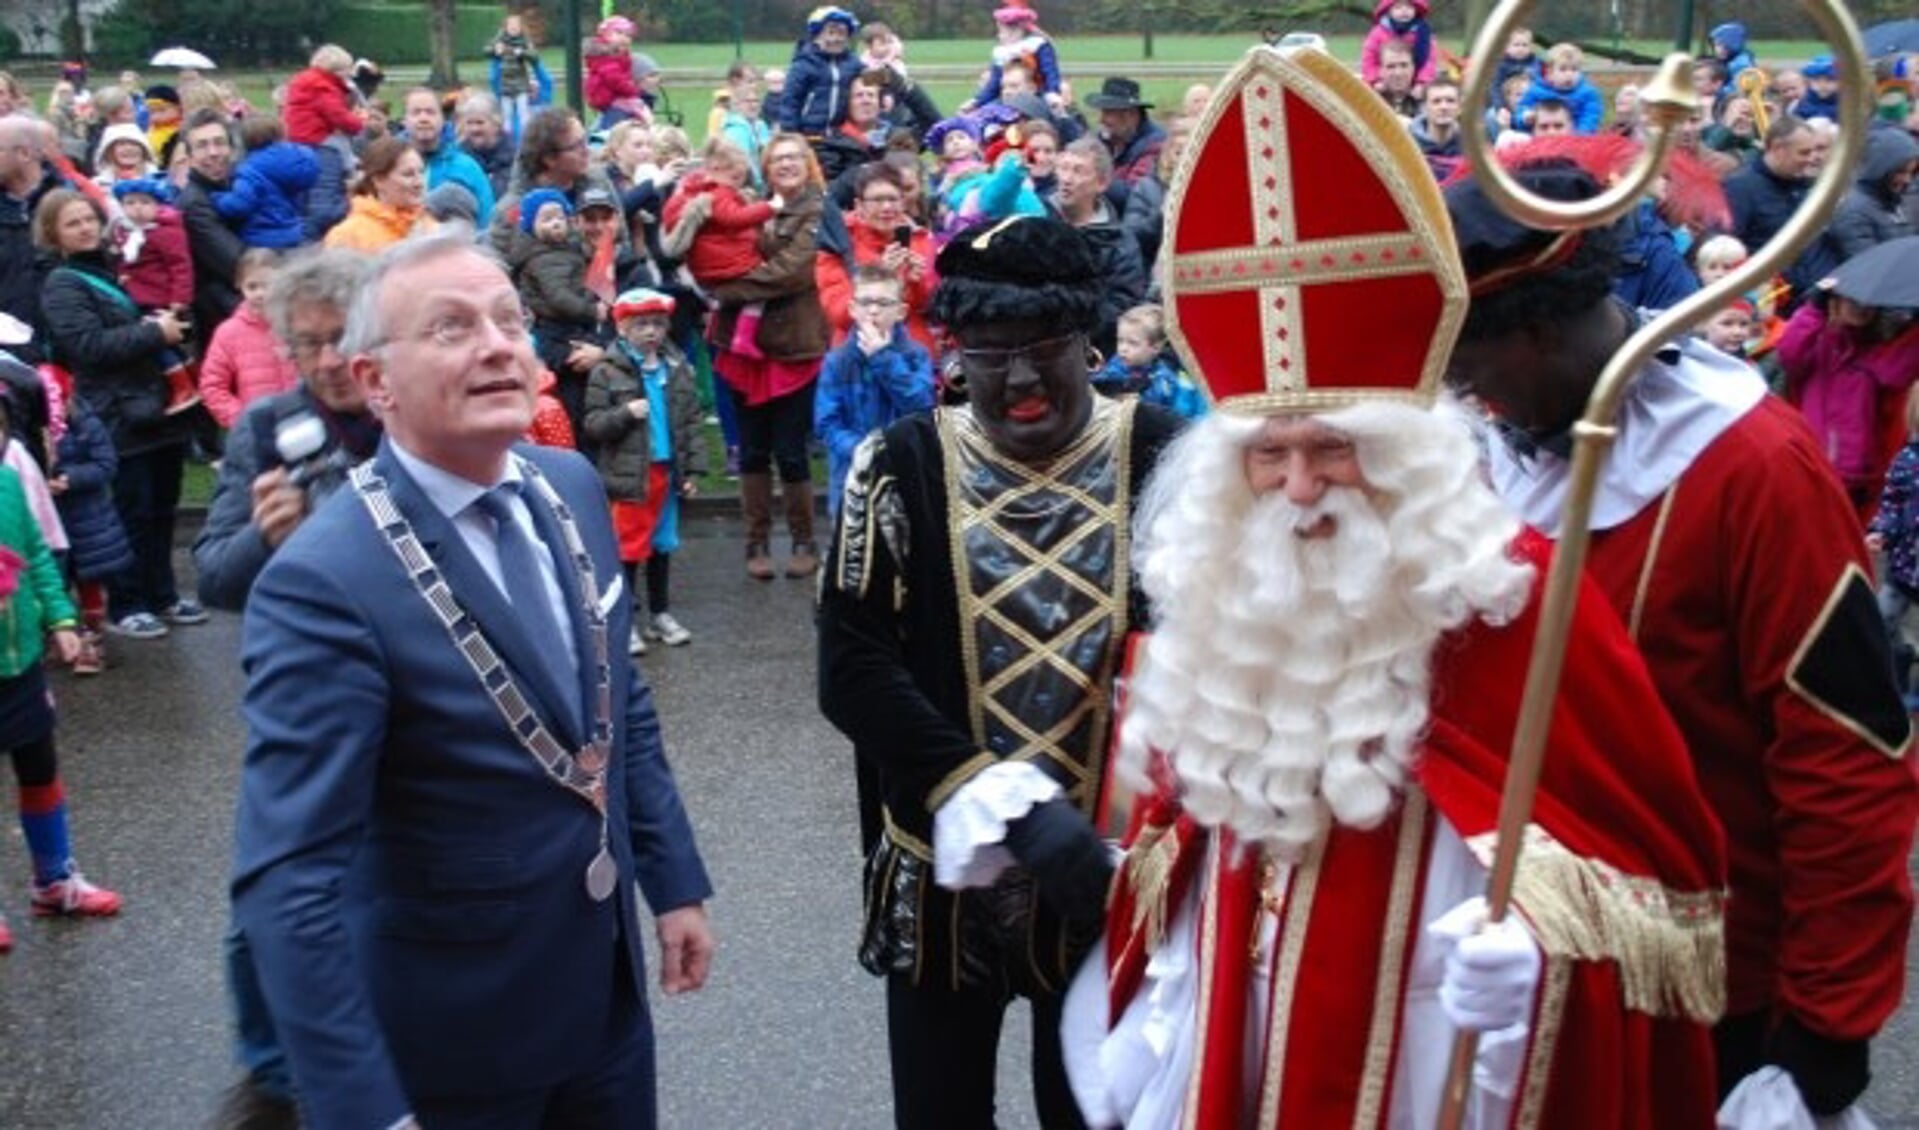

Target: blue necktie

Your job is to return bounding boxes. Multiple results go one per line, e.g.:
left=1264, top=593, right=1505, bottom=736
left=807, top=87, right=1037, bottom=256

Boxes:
left=472, top=483, right=576, bottom=686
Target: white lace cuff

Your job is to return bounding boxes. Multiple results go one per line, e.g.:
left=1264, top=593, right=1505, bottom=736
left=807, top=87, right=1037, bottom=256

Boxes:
left=932, top=760, right=1063, bottom=890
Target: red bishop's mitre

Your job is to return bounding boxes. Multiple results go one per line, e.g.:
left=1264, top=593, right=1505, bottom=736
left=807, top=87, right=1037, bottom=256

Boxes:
left=1163, top=45, right=1468, bottom=415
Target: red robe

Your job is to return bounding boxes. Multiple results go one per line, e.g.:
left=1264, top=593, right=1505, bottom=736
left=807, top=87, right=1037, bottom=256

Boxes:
left=1103, top=531, right=1728, bottom=1128
left=1581, top=395, right=1918, bottom=1039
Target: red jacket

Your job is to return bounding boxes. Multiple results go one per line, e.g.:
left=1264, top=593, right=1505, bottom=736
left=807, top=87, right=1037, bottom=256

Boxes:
left=813, top=212, right=939, bottom=352
left=1585, top=396, right=1917, bottom=1038
left=584, top=40, right=638, bottom=111
left=116, top=207, right=194, bottom=309
left=662, top=173, right=774, bottom=286
left=524, top=370, right=576, bottom=449
left=283, top=67, right=365, bottom=145
left=198, top=304, right=299, bottom=427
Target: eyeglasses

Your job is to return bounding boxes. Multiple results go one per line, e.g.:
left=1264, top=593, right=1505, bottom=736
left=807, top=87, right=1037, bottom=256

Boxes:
left=556, top=135, right=589, bottom=153
left=860, top=193, right=903, bottom=207
left=957, top=332, right=1083, bottom=375
left=287, top=330, right=346, bottom=359
left=852, top=296, right=901, bottom=309
left=404, top=306, right=535, bottom=350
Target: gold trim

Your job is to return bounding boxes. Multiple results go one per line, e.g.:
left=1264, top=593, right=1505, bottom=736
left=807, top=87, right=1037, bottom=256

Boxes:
left=1172, top=234, right=1437, bottom=293
left=1254, top=836, right=1325, bottom=1124
left=882, top=808, right=933, bottom=861
left=1784, top=561, right=1914, bottom=759
left=1626, top=484, right=1679, bottom=643
left=924, top=751, right=1000, bottom=814
left=1465, top=825, right=1726, bottom=1023
left=1512, top=953, right=1573, bottom=1128
left=1179, top=841, right=1223, bottom=1130
left=1218, top=389, right=1436, bottom=416
left=1352, top=793, right=1431, bottom=1129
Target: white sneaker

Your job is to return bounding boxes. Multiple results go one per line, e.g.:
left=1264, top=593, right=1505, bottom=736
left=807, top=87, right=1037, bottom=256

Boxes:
left=647, top=612, right=692, bottom=646
left=628, top=626, right=647, bottom=656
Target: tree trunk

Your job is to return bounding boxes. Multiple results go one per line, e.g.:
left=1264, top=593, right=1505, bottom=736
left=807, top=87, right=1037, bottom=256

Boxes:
left=60, top=0, right=83, bottom=58
left=427, top=0, right=460, bottom=88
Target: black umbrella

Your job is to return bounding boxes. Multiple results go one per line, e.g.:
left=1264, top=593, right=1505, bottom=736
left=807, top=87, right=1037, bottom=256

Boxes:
left=1864, top=18, right=1919, bottom=58
left=1827, top=236, right=1919, bottom=309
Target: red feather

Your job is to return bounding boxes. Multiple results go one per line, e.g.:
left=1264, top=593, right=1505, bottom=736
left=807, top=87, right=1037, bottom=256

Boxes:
left=1451, top=133, right=1732, bottom=233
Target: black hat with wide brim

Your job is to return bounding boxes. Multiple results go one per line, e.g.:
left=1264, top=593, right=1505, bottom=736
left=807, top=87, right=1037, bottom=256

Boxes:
left=1085, top=77, right=1153, bottom=110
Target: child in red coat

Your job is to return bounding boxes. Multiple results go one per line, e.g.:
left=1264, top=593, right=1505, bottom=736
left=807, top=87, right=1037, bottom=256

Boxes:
left=199, top=250, right=300, bottom=427
left=108, top=178, right=198, bottom=415
left=584, top=16, right=646, bottom=128
left=662, top=138, right=776, bottom=286
left=283, top=44, right=365, bottom=238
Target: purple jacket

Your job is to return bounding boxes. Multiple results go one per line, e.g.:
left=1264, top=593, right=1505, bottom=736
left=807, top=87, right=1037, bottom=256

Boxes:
left=1778, top=302, right=1919, bottom=486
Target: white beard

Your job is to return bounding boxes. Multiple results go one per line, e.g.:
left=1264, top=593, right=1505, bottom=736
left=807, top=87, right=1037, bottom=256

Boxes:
left=1118, top=404, right=1535, bottom=861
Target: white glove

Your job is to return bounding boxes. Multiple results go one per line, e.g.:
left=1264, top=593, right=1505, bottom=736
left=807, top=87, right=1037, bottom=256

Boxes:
left=1428, top=896, right=1541, bottom=1033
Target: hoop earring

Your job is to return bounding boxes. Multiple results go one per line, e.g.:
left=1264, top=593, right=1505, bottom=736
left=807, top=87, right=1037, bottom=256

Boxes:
left=1085, top=344, right=1105, bottom=373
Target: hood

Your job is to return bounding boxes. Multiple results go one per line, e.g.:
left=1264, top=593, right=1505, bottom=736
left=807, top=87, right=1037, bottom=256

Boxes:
left=95, top=122, right=156, bottom=169
left=1374, top=0, right=1429, bottom=18
left=1709, top=22, right=1747, bottom=53
left=1858, top=126, right=1919, bottom=188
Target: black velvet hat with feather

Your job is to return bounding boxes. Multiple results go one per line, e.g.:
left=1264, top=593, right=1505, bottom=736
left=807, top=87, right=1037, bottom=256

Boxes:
left=930, top=216, right=1104, bottom=334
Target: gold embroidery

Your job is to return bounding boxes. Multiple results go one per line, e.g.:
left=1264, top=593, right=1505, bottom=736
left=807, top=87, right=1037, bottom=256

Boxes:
left=1784, top=562, right=1914, bottom=759
left=1626, top=484, right=1679, bottom=643
left=940, top=399, right=1135, bottom=811
left=1465, top=825, right=1726, bottom=1023
left=882, top=808, right=933, bottom=861
left=1352, top=792, right=1431, bottom=1129
left=1514, top=954, right=1573, bottom=1128
left=1255, top=835, right=1325, bottom=1125
left=1180, top=842, right=1224, bottom=1130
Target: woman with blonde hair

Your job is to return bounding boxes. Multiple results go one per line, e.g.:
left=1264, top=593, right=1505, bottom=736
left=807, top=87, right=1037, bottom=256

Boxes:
left=323, top=135, right=436, bottom=251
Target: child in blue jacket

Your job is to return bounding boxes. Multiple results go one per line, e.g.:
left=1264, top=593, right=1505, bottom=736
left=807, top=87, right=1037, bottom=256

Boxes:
left=780, top=6, right=861, bottom=136
left=814, top=266, right=934, bottom=514
left=213, top=116, right=319, bottom=250
left=1515, top=43, right=1605, bottom=134
left=1093, top=304, right=1207, bottom=419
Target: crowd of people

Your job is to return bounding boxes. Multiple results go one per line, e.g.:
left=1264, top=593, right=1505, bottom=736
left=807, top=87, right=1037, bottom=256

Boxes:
left=0, top=7, right=1915, bottom=1130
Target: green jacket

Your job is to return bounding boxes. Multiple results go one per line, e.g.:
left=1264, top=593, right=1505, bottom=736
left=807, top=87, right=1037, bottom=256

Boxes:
left=582, top=342, right=707, bottom=502
left=0, top=466, right=77, bottom=678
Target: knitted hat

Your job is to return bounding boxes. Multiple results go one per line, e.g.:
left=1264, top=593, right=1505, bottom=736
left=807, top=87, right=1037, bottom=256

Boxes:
left=611, top=288, right=675, bottom=321
left=1803, top=54, right=1837, bottom=80
left=632, top=53, right=661, bottom=80
left=994, top=2, right=1040, bottom=27
left=597, top=16, right=636, bottom=39
left=519, top=188, right=573, bottom=232
left=806, top=5, right=859, bottom=36
left=111, top=176, right=175, bottom=203
left=145, top=83, right=181, bottom=107
left=930, top=216, right=1102, bottom=333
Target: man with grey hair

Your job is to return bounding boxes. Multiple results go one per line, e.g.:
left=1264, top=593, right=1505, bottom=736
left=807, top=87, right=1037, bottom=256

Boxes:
left=195, top=246, right=374, bottom=1130
left=0, top=114, right=64, bottom=363
left=455, top=89, right=515, bottom=200
left=232, top=231, right=713, bottom=1128
left=1051, top=135, right=1144, bottom=357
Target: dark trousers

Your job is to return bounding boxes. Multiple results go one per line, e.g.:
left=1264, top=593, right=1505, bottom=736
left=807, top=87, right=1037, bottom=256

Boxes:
left=411, top=946, right=656, bottom=1129
left=1713, top=1009, right=1768, bottom=1101
left=107, top=443, right=185, bottom=619
left=884, top=976, right=1086, bottom=1130
left=729, top=382, right=815, bottom=484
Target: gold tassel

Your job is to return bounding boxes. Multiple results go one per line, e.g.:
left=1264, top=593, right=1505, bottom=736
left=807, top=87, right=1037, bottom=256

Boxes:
left=1468, top=826, right=1727, bottom=1024
left=1125, top=823, right=1180, bottom=954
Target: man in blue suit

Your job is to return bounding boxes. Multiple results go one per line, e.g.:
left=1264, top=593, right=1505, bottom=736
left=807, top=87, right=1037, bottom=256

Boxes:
left=232, top=230, right=714, bottom=1130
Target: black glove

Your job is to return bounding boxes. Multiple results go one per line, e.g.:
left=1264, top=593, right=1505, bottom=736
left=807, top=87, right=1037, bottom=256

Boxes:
left=1001, top=798, right=1114, bottom=925
left=1768, top=1014, right=1870, bottom=1116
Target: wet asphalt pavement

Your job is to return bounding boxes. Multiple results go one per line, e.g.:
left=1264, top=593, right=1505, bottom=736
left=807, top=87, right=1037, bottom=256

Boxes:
left=0, top=514, right=1914, bottom=1129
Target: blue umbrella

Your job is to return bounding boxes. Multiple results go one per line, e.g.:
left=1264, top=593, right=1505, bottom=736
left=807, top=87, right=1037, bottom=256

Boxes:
left=1827, top=236, right=1919, bottom=310
left=1864, top=19, right=1919, bottom=59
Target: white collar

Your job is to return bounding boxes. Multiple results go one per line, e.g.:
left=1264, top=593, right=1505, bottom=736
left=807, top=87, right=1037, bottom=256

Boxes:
left=389, top=439, right=523, bottom=521
left=1486, top=332, right=1766, bottom=533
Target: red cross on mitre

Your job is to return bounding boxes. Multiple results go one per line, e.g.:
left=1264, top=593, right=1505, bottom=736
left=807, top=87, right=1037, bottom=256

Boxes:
left=1162, top=46, right=1469, bottom=415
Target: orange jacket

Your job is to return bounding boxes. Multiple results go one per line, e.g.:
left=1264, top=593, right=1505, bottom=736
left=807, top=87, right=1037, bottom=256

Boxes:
left=813, top=211, right=939, bottom=352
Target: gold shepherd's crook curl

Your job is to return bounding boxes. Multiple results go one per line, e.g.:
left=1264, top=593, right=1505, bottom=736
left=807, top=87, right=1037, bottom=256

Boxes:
left=1437, top=2, right=1872, bottom=1127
